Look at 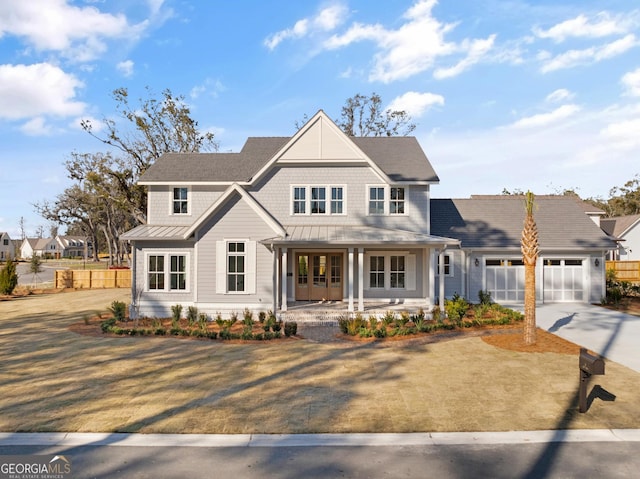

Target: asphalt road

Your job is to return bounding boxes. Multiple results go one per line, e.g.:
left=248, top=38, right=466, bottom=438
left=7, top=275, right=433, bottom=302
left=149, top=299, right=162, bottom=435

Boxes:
left=15, top=262, right=56, bottom=285
left=2, top=440, right=639, bottom=478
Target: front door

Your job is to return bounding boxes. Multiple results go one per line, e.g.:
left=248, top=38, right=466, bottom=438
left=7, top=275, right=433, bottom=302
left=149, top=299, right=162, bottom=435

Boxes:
left=295, top=253, right=343, bottom=301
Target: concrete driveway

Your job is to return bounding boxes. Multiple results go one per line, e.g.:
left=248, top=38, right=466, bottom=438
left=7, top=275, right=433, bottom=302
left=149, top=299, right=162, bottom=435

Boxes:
left=536, top=303, right=640, bottom=373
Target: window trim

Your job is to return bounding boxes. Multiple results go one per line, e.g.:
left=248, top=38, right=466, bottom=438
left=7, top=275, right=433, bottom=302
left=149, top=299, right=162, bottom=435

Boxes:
left=436, top=254, right=452, bottom=277
left=216, top=239, right=257, bottom=295
left=144, top=251, right=190, bottom=292
left=366, top=185, right=409, bottom=216
left=291, top=185, right=347, bottom=216
left=227, top=241, right=246, bottom=293
left=364, top=251, right=415, bottom=291
left=171, top=186, right=190, bottom=216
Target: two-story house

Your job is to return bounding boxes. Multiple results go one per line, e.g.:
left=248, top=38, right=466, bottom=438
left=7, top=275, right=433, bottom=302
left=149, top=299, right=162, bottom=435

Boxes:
left=0, top=232, right=14, bottom=261
left=122, top=110, right=614, bottom=319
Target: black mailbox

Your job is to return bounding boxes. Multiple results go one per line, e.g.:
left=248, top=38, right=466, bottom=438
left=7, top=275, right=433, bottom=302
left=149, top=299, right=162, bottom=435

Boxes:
left=578, top=347, right=605, bottom=413
left=580, top=348, right=605, bottom=376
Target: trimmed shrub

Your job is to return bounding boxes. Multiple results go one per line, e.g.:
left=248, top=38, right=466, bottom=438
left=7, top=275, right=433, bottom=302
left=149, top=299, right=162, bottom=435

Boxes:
left=109, top=301, right=127, bottom=322
left=0, top=259, right=18, bottom=295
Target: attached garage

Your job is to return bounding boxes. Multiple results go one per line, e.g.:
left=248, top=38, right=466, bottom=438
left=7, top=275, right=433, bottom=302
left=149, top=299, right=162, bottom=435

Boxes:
left=543, top=259, right=584, bottom=302
left=485, top=259, right=524, bottom=302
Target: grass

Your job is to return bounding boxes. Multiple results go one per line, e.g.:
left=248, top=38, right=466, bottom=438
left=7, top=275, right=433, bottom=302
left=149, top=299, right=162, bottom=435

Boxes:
left=1, top=289, right=639, bottom=434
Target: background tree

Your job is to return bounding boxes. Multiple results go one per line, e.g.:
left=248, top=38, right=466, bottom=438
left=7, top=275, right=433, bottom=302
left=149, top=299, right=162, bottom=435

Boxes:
left=521, top=191, right=540, bottom=345
left=0, top=259, right=18, bottom=295
left=338, top=93, right=416, bottom=137
left=295, top=93, right=416, bottom=137
left=80, top=87, right=219, bottom=224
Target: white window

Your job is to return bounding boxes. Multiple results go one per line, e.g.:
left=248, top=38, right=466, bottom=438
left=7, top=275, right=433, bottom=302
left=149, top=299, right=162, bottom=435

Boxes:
left=293, top=187, right=306, bottom=214
left=368, top=186, right=408, bottom=215
left=291, top=186, right=346, bottom=215
left=390, top=187, right=405, bottom=215
left=331, top=187, right=344, bottom=214
left=172, top=187, right=189, bottom=214
left=436, top=254, right=452, bottom=276
left=364, top=252, right=416, bottom=291
left=390, top=255, right=405, bottom=288
left=310, top=187, right=326, bottom=214
left=368, top=187, right=385, bottom=215
left=216, top=240, right=257, bottom=294
left=369, top=256, right=385, bottom=288
left=227, top=242, right=246, bottom=292
left=146, top=253, right=189, bottom=291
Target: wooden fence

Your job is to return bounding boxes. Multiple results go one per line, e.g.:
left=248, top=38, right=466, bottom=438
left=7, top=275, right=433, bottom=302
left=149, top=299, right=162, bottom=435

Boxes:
left=55, top=269, right=131, bottom=289
left=606, top=261, right=640, bottom=283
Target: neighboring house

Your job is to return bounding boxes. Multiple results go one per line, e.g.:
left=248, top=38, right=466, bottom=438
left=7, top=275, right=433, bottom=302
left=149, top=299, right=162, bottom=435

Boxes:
left=55, top=235, right=90, bottom=259
left=20, top=238, right=54, bottom=259
left=0, top=232, right=13, bottom=261
left=121, top=111, right=615, bottom=319
left=430, top=196, right=614, bottom=304
left=601, top=214, right=640, bottom=261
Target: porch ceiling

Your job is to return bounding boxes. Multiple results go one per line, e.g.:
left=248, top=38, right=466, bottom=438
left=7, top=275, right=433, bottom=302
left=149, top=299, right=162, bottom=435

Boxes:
left=262, top=224, right=459, bottom=247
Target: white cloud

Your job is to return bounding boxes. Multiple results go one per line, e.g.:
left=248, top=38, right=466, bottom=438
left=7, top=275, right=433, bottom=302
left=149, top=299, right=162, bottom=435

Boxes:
left=0, top=63, right=86, bottom=120
left=434, top=34, right=496, bottom=79
left=117, top=60, right=134, bottom=77
left=426, top=103, right=640, bottom=200
left=622, top=67, right=640, bottom=97
left=540, top=34, right=639, bottom=73
left=533, top=12, right=636, bottom=43
left=0, top=0, right=147, bottom=62
left=545, top=88, right=575, bottom=103
left=387, top=91, right=444, bottom=118
left=264, top=3, right=348, bottom=50
left=19, top=117, right=53, bottom=136
left=600, top=118, right=640, bottom=149
left=189, top=78, right=226, bottom=100
left=510, top=104, right=581, bottom=129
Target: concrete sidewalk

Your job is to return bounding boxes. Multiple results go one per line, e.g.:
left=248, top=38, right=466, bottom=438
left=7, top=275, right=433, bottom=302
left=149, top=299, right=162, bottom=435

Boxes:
left=2, top=430, right=640, bottom=448
left=535, top=303, right=640, bottom=373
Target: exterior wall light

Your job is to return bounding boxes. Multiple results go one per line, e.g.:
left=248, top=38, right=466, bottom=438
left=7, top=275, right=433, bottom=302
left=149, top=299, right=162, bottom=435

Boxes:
left=474, top=258, right=480, bottom=267
left=595, top=258, right=600, bottom=267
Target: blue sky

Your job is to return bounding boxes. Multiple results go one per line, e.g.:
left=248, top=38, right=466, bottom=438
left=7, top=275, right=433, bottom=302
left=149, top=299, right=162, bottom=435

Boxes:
left=1, top=0, right=640, bottom=239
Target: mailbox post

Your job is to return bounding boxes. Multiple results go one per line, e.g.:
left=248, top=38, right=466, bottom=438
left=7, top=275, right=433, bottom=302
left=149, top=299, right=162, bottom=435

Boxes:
left=578, top=347, right=605, bottom=413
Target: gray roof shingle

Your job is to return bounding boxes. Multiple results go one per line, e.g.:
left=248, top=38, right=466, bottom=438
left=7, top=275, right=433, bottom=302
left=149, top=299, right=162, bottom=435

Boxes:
left=139, top=136, right=438, bottom=184
left=430, top=195, right=615, bottom=250
left=600, top=214, right=640, bottom=237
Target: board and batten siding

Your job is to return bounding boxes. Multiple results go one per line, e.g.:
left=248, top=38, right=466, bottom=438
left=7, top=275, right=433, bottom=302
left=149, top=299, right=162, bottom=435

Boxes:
left=195, top=193, right=275, bottom=309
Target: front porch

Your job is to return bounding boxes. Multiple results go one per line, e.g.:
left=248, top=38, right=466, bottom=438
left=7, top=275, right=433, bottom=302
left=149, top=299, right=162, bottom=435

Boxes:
left=279, top=299, right=435, bottom=323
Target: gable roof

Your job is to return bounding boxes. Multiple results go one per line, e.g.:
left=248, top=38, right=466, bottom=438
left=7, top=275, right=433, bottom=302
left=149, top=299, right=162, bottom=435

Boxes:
left=430, top=195, right=615, bottom=250
left=600, top=214, right=640, bottom=238
left=139, top=111, right=438, bottom=185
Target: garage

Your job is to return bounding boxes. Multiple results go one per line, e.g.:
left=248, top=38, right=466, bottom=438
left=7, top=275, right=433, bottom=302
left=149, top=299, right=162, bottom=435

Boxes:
left=543, top=259, right=584, bottom=302
left=485, top=259, right=525, bottom=302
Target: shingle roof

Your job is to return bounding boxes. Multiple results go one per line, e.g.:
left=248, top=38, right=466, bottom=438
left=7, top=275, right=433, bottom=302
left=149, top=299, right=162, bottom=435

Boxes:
left=139, top=136, right=438, bottom=184
left=430, top=195, right=615, bottom=250
left=600, top=214, right=640, bottom=238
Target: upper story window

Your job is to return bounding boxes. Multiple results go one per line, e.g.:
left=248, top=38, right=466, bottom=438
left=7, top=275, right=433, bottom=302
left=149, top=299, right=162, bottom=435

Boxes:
left=292, top=185, right=346, bottom=215
left=311, top=187, right=326, bottom=214
left=331, top=187, right=344, bottom=214
left=3, top=239, right=8, bottom=246
left=293, top=187, right=306, bottom=214
left=390, top=187, right=405, bottom=214
left=368, top=186, right=408, bottom=215
left=173, top=187, right=189, bottom=214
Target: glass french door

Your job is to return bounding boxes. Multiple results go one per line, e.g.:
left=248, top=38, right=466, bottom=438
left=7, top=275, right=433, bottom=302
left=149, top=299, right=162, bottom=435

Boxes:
left=295, top=253, right=342, bottom=301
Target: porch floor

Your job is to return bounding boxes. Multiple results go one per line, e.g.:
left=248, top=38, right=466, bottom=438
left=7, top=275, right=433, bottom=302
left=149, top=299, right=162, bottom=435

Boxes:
left=280, top=300, right=432, bottom=323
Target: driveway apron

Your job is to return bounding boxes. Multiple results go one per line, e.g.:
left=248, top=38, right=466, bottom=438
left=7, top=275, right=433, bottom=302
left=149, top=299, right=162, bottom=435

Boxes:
left=536, top=303, right=640, bottom=373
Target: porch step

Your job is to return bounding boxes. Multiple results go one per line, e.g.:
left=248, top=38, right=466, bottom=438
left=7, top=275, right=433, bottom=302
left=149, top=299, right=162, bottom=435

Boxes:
left=278, top=311, right=345, bottom=324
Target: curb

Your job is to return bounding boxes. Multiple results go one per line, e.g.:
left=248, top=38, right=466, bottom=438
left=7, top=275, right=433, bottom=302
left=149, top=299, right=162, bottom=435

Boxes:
left=2, top=430, right=640, bottom=448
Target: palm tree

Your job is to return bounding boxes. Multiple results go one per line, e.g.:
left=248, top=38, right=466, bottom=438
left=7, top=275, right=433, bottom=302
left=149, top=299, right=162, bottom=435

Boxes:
left=521, top=191, right=539, bottom=345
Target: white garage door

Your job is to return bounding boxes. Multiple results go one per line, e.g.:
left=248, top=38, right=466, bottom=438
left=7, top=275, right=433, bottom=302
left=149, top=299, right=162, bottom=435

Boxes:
left=485, top=259, right=525, bottom=302
left=543, top=259, right=584, bottom=302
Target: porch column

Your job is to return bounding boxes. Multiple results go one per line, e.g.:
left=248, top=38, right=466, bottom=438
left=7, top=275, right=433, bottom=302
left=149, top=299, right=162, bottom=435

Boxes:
left=348, top=247, right=354, bottom=312
left=438, top=249, right=445, bottom=311
left=428, top=249, right=435, bottom=307
left=358, top=247, right=364, bottom=312
left=281, top=247, right=288, bottom=312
